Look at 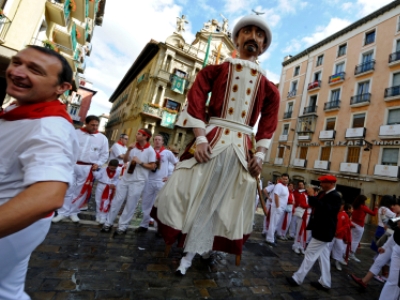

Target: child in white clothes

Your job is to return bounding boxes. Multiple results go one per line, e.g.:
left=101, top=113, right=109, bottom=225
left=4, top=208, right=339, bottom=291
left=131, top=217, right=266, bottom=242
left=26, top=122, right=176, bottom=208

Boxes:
left=93, top=159, right=120, bottom=224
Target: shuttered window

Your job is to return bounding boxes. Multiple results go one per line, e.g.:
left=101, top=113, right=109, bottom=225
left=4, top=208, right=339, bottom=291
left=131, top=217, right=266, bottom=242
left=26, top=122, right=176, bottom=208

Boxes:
left=278, top=147, right=284, bottom=158
left=299, top=147, right=308, bottom=159
left=320, top=147, right=331, bottom=161
left=347, top=147, right=360, bottom=163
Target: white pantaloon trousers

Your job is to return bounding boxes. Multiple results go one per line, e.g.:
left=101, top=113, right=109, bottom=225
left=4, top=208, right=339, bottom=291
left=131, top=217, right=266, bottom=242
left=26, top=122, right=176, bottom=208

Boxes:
left=370, top=235, right=395, bottom=275
left=0, top=217, right=51, bottom=300
left=266, top=206, right=283, bottom=243
left=351, top=223, right=364, bottom=253
left=379, top=244, right=400, bottom=300
left=139, top=180, right=164, bottom=228
left=288, top=215, right=298, bottom=238
left=329, top=238, right=346, bottom=261
left=277, top=211, right=292, bottom=237
left=292, top=238, right=331, bottom=288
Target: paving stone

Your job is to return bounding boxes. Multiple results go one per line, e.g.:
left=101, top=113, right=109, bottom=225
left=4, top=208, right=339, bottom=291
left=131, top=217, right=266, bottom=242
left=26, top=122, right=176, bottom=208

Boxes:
left=28, top=291, right=56, bottom=300
left=146, top=264, right=170, bottom=272
left=54, top=291, right=96, bottom=300
left=250, top=286, right=271, bottom=295
left=193, top=279, right=218, bottom=288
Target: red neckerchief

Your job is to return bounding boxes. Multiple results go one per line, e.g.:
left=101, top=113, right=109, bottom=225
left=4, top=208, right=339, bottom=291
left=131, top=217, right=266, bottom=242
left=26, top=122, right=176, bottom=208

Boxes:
left=117, top=141, right=125, bottom=146
left=155, top=146, right=166, bottom=161
left=287, top=190, right=294, bottom=204
left=80, top=127, right=99, bottom=134
left=106, top=167, right=116, bottom=178
left=0, top=100, right=72, bottom=123
left=136, top=142, right=150, bottom=152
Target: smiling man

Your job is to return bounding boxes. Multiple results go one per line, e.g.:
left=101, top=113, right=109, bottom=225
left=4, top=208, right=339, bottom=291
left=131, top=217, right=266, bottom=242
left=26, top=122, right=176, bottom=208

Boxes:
left=151, top=14, right=280, bottom=275
left=0, top=46, right=79, bottom=299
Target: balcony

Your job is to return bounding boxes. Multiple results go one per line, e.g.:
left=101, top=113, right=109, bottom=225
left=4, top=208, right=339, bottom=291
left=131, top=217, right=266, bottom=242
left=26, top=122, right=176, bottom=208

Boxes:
left=328, top=72, right=345, bottom=85
left=350, top=93, right=371, bottom=107
left=384, top=86, right=400, bottom=101
left=340, top=162, right=360, bottom=174
left=77, top=60, right=86, bottom=73
left=283, top=111, right=292, bottom=119
left=88, top=0, right=99, bottom=19
left=45, top=0, right=71, bottom=27
left=141, top=103, right=162, bottom=119
left=74, top=22, right=87, bottom=45
left=303, top=105, right=317, bottom=115
left=69, top=114, right=81, bottom=122
left=137, top=73, right=149, bottom=84
left=71, top=0, right=89, bottom=22
left=0, top=15, right=11, bottom=44
left=274, top=157, right=283, bottom=165
left=160, top=109, right=178, bottom=129
left=314, top=160, right=330, bottom=170
left=379, top=124, right=400, bottom=138
left=354, top=60, right=375, bottom=76
left=279, top=135, right=288, bottom=142
left=298, top=134, right=311, bottom=141
left=319, top=130, right=335, bottom=140
left=345, top=127, right=365, bottom=138
left=287, top=90, right=297, bottom=98
left=52, top=23, right=78, bottom=55
left=324, top=100, right=340, bottom=111
left=389, top=51, right=400, bottom=66
left=374, top=165, right=400, bottom=178
left=293, top=158, right=307, bottom=168
left=307, top=80, right=321, bottom=91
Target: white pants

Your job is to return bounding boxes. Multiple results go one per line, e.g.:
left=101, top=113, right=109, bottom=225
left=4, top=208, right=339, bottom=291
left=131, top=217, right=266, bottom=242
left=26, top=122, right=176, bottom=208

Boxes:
left=277, top=211, right=292, bottom=237
left=292, top=215, right=310, bottom=251
left=94, top=182, right=112, bottom=220
left=0, top=217, right=51, bottom=300
left=266, top=205, right=283, bottom=243
left=329, top=238, right=346, bottom=261
left=292, top=238, right=331, bottom=288
left=139, top=180, right=164, bottom=228
left=58, top=164, right=92, bottom=217
left=262, top=201, right=272, bottom=234
left=370, top=235, right=395, bottom=275
left=379, top=244, right=400, bottom=300
left=105, top=180, right=146, bottom=231
left=351, top=223, right=364, bottom=253
left=288, top=215, right=298, bottom=238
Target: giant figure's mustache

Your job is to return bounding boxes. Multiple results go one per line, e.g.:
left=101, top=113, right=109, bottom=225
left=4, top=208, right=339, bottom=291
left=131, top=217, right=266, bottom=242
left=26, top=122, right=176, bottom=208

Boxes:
left=244, top=40, right=259, bottom=53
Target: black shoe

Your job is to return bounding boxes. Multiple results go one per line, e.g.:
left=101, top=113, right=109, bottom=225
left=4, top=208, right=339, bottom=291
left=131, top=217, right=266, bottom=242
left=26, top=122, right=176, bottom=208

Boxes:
left=135, top=226, right=148, bottom=233
left=101, top=225, right=111, bottom=232
left=310, top=281, right=330, bottom=292
left=265, top=241, right=277, bottom=247
left=201, top=253, right=218, bottom=272
left=286, top=277, right=300, bottom=287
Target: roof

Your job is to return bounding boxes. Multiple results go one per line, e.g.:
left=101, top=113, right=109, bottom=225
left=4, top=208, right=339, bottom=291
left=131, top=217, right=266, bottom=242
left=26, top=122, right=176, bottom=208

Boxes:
left=282, top=0, right=400, bottom=66
left=109, top=40, right=160, bottom=103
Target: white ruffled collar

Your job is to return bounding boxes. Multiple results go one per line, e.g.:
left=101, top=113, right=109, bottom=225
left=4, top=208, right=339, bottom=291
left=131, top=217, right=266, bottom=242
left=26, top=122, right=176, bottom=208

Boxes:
left=224, top=57, right=266, bottom=76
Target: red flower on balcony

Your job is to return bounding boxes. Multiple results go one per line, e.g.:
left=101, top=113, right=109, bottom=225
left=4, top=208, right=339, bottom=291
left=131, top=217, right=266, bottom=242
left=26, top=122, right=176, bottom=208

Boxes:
left=70, top=0, right=77, bottom=12
left=76, top=28, right=81, bottom=39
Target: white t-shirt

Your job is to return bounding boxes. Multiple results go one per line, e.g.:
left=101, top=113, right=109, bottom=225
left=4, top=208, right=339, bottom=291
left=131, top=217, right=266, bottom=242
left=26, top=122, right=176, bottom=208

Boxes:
left=0, top=116, right=79, bottom=206
left=378, top=206, right=396, bottom=227
left=272, top=182, right=289, bottom=208
left=93, top=167, right=120, bottom=185
left=109, top=142, right=127, bottom=165
left=122, top=146, right=156, bottom=182
left=148, top=149, right=178, bottom=181
left=75, top=129, right=109, bottom=165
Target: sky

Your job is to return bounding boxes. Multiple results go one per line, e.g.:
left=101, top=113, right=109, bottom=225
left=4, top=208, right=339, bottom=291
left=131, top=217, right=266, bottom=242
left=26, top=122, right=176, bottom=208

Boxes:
left=86, top=0, right=394, bottom=116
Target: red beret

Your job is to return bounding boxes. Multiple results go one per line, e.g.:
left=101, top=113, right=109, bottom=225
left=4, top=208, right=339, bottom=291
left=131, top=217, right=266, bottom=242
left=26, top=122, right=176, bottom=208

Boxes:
left=318, top=175, right=337, bottom=183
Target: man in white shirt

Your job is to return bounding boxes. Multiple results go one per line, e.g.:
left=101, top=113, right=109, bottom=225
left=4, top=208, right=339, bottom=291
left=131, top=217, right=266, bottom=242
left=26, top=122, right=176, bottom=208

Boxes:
left=0, top=46, right=79, bottom=300
left=109, top=134, right=128, bottom=167
left=136, top=135, right=178, bottom=233
left=53, top=115, right=109, bottom=223
left=101, top=128, right=156, bottom=235
left=266, top=173, right=289, bottom=246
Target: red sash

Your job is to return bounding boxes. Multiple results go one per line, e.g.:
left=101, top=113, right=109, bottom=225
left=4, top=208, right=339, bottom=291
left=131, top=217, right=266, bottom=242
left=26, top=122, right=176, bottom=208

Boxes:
left=72, top=162, right=94, bottom=206
left=117, top=141, right=124, bottom=146
left=136, top=142, right=150, bottom=151
left=298, top=210, right=309, bottom=247
left=98, top=168, right=117, bottom=212
left=0, top=100, right=72, bottom=123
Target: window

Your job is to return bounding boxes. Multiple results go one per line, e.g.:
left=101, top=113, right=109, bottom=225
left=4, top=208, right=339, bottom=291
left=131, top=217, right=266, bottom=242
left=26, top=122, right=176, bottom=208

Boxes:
left=282, top=124, right=289, bottom=135
left=278, top=147, right=285, bottom=158
left=287, top=102, right=293, bottom=112
left=352, top=113, right=365, bottom=128
left=294, top=66, right=300, bottom=77
left=299, top=147, right=308, bottom=159
left=393, top=72, right=400, bottom=87
left=326, top=118, right=336, bottom=130
left=297, top=116, right=317, bottom=133
left=388, top=108, right=400, bottom=125
left=365, top=30, right=376, bottom=45
left=316, top=55, right=324, bottom=66
left=398, top=16, right=400, bottom=31
left=314, top=72, right=321, bottom=81
left=338, top=44, right=347, bottom=57
left=362, top=51, right=373, bottom=63
left=291, top=81, right=298, bottom=92
left=335, top=62, right=345, bottom=74
left=382, top=148, right=399, bottom=166
left=174, top=68, right=188, bottom=79
left=347, top=147, right=360, bottom=163
left=396, top=40, right=400, bottom=52
left=320, top=147, right=331, bottom=161
left=309, top=95, right=317, bottom=107
left=331, top=89, right=340, bottom=102
left=163, top=99, right=181, bottom=111
left=357, top=81, right=370, bottom=95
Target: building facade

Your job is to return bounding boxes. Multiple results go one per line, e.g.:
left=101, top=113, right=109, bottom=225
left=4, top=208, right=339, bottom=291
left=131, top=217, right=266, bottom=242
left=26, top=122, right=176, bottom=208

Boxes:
left=0, top=0, right=106, bottom=106
left=265, top=1, right=400, bottom=222
left=105, top=18, right=235, bottom=150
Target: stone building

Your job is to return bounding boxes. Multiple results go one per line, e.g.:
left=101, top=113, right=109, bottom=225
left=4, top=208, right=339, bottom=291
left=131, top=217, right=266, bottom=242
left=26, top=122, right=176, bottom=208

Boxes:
left=265, top=1, right=400, bottom=223
left=106, top=17, right=235, bottom=150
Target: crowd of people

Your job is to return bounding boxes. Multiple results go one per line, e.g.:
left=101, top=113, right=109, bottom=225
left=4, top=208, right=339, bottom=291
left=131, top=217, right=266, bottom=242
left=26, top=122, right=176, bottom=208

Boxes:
left=2, top=12, right=400, bottom=300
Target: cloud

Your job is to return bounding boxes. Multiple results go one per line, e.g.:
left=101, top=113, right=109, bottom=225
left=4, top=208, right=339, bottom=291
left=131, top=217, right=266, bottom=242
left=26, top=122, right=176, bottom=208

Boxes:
left=282, top=39, right=303, bottom=54
left=302, top=17, right=351, bottom=47
left=224, top=0, right=257, bottom=14
left=265, top=69, right=280, bottom=84
left=339, top=0, right=392, bottom=17
left=88, top=89, right=112, bottom=116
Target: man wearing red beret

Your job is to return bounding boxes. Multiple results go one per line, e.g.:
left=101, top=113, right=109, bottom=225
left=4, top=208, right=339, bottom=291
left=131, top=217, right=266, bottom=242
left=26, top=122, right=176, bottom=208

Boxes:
left=287, top=174, right=342, bottom=292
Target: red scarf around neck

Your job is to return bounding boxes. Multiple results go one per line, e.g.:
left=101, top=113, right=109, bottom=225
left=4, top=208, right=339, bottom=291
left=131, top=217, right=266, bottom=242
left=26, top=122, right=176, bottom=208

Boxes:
left=136, top=142, right=150, bottom=152
left=155, top=146, right=165, bottom=161
left=80, top=127, right=99, bottom=134
left=106, top=167, right=116, bottom=178
left=117, top=141, right=125, bottom=146
left=0, top=100, right=72, bottom=123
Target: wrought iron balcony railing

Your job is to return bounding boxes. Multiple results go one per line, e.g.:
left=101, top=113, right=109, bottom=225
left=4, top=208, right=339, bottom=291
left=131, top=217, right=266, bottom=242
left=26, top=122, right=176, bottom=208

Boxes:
left=328, top=72, right=345, bottom=84
left=389, top=51, right=400, bottom=64
left=354, top=60, right=375, bottom=75
left=324, top=100, right=341, bottom=110
left=303, top=105, right=317, bottom=114
left=307, top=80, right=321, bottom=90
left=350, top=93, right=371, bottom=105
left=384, top=86, right=400, bottom=98
left=283, top=111, right=292, bottom=119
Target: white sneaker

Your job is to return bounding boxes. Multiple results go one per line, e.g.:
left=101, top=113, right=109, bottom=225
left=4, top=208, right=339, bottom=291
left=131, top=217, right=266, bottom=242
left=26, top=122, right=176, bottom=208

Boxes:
left=293, top=247, right=300, bottom=254
left=52, top=214, right=65, bottom=223
left=349, top=253, right=361, bottom=262
left=99, top=217, right=106, bottom=225
left=338, top=259, right=348, bottom=266
left=70, top=214, right=80, bottom=222
left=335, top=260, right=342, bottom=271
left=176, top=257, right=192, bottom=276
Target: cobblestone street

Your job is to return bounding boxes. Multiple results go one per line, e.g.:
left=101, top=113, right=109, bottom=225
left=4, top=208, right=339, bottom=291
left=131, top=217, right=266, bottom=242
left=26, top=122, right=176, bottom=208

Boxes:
left=25, top=208, right=384, bottom=300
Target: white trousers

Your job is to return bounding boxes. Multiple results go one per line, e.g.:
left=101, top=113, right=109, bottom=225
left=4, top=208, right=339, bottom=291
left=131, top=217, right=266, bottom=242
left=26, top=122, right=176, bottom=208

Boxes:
left=351, top=223, right=364, bottom=253
left=379, top=244, right=400, bottom=300
left=0, top=217, right=51, bottom=300
left=288, top=215, right=298, bottom=238
left=292, top=238, right=331, bottom=288
left=266, top=206, right=283, bottom=243
left=262, top=201, right=272, bottom=234
left=94, top=182, right=112, bottom=220
left=277, top=211, right=292, bottom=237
left=139, top=180, right=164, bottom=228
left=105, top=180, right=146, bottom=231
left=329, top=237, right=346, bottom=261
left=58, top=164, right=92, bottom=217
left=370, top=235, right=395, bottom=275
left=292, top=215, right=310, bottom=251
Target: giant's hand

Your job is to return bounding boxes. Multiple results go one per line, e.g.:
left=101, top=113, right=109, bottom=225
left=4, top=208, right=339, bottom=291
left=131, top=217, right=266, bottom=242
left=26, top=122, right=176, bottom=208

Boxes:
left=194, top=143, right=212, bottom=163
left=248, top=156, right=262, bottom=178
